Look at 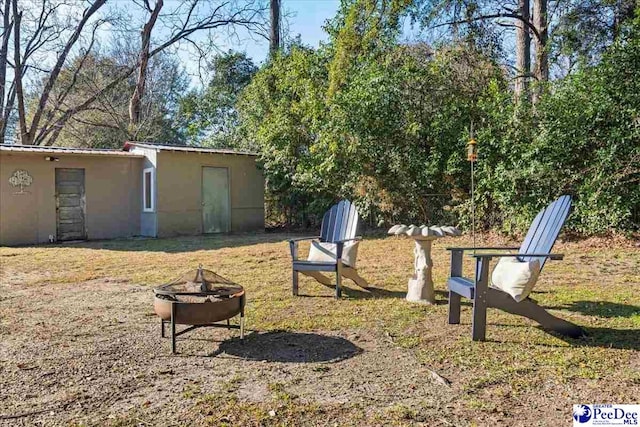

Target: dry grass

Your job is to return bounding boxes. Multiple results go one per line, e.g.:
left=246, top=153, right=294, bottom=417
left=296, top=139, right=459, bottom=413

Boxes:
left=0, top=232, right=638, bottom=426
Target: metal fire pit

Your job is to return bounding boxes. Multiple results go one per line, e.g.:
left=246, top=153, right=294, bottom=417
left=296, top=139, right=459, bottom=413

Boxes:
left=153, top=265, right=245, bottom=354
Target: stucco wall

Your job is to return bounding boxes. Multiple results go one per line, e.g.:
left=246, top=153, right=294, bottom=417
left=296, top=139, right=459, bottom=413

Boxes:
left=0, top=152, right=142, bottom=245
left=155, top=151, right=264, bottom=237
left=129, top=146, right=158, bottom=237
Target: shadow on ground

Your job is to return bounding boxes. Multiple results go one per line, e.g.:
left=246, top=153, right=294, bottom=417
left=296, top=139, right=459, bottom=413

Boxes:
left=27, top=233, right=289, bottom=254
left=485, top=325, right=640, bottom=350
left=212, top=330, right=363, bottom=363
left=559, top=300, right=640, bottom=318
left=298, top=285, right=450, bottom=302
left=296, top=285, right=407, bottom=300
left=21, top=233, right=386, bottom=254
left=349, top=287, right=449, bottom=303
left=573, top=326, right=640, bottom=350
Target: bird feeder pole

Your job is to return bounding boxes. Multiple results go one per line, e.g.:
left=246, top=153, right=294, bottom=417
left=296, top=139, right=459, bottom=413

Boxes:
left=467, top=123, right=478, bottom=252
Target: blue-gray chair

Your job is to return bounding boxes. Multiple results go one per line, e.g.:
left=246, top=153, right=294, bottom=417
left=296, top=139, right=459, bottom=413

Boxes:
left=447, top=195, right=585, bottom=340
left=289, top=200, right=368, bottom=298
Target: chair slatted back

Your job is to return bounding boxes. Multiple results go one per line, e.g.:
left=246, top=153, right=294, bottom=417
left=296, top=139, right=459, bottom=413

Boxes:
left=519, top=195, right=572, bottom=270
left=320, top=200, right=360, bottom=243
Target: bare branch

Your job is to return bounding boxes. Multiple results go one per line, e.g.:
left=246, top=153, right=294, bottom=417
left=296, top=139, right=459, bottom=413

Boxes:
left=36, top=63, right=138, bottom=145
left=28, top=0, right=107, bottom=143
left=430, top=12, right=542, bottom=42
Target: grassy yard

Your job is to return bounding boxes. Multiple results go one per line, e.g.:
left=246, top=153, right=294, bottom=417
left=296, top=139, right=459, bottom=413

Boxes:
left=0, top=232, right=638, bottom=426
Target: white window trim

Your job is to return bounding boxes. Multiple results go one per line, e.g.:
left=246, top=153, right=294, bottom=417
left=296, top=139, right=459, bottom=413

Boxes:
left=143, top=167, right=155, bottom=213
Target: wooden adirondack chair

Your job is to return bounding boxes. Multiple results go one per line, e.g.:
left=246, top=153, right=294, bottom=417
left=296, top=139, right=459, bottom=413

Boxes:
left=447, top=195, right=585, bottom=341
left=289, top=200, right=369, bottom=298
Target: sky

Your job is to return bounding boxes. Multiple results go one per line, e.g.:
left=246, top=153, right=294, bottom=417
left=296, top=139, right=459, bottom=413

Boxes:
left=173, top=0, right=342, bottom=86
left=244, top=0, right=341, bottom=64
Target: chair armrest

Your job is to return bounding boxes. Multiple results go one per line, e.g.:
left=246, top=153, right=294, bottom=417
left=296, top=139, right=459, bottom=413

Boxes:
left=334, top=237, right=362, bottom=259
left=288, top=236, right=320, bottom=243
left=334, top=236, right=362, bottom=243
left=289, top=237, right=319, bottom=261
left=469, top=253, right=564, bottom=260
left=446, top=246, right=520, bottom=251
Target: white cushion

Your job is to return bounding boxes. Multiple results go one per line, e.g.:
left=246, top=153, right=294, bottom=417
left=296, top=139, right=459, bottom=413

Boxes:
left=308, top=240, right=359, bottom=268
left=490, top=257, right=541, bottom=302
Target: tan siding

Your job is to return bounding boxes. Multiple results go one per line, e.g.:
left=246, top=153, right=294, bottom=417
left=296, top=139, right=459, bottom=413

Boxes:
left=0, top=152, right=142, bottom=245
left=156, top=151, right=264, bottom=237
left=130, top=146, right=158, bottom=237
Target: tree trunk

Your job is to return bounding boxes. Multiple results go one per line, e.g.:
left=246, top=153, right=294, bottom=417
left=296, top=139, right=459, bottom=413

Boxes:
left=269, top=0, right=280, bottom=55
left=129, top=0, right=163, bottom=128
left=12, top=0, right=28, bottom=145
left=532, top=0, right=548, bottom=103
left=613, top=0, right=636, bottom=39
left=514, top=0, right=531, bottom=101
left=0, top=0, right=13, bottom=144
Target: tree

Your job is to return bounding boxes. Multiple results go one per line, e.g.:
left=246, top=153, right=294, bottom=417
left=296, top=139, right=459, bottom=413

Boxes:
left=270, top=0, right=280, bottom=54
left=514, top=0, right=530, bottom=100
left=238, top=45, right=330, bottom=226
left=238, top=13, right=506, bottom=227
left=531, top=0, right=548, bottom=102
left=0, top=0, right=13, bottom=143
left=48, top=51, right=187, bottom=148
left=326, top=0, right=412, bottom=98
left=414, top=0, right=633, bottom=100
left=177, top=51, right=257, bottom=148
left=125, top=0, right=269, bottom=133
left=4, top=0, right=111, bottom=145
left=0, top=0, right=269, bottom=146
left=12, top=0, right=108, bottom=145
left=236, top=0, right=639, bottom=234
left=129, top=0, right=163, bottom=127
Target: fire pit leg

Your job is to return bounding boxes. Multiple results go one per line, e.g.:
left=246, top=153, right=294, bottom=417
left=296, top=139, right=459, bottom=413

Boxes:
left=161, top=320, right=165, bottom=338
left=171, top=302, right=177, bottom=354
left=240, top=294, right=245, bottom=340
left=240, top=314, right=245, bottom=340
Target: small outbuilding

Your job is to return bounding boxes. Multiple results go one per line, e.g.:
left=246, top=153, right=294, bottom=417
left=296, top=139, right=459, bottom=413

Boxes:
left=0, top=142, right=265, bottom=246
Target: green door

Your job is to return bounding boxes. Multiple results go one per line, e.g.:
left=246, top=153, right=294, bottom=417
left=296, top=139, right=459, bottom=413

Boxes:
left=202, top=167, right=230, bottom=233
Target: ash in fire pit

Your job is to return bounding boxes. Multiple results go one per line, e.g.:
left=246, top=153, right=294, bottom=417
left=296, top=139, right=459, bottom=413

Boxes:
left=154, top=265, right=245, bottom=354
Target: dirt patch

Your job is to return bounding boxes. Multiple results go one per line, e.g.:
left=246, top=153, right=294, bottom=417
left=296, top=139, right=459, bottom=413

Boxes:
left=0, top=280, right=453, bottom=426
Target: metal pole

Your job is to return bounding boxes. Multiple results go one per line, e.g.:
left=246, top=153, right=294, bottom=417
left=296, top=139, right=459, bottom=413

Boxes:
left=471, top=160, right=476, bottom=254
left=171, top=303, right=176, bottom=354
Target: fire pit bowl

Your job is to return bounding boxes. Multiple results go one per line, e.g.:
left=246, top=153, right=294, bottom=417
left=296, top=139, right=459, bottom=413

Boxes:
left=153, top=266, right=245, bottom=354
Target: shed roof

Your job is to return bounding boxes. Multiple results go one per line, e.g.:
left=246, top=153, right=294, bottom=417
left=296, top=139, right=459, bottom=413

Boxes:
left=123, top=141, right=258, bottom=156
left=0, top=144, right=144, bottom=157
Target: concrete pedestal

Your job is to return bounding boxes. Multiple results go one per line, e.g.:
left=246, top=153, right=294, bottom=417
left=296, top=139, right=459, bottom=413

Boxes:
left=406, top=237, right=436, bottom=304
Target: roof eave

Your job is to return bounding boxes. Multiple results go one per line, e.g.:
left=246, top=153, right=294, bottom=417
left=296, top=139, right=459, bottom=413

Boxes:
left=123, top=141, right=259, bottom=157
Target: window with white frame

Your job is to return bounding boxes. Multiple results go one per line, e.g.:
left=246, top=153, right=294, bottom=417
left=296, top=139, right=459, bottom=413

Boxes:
left=143, top=168, right=154, bottom=212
